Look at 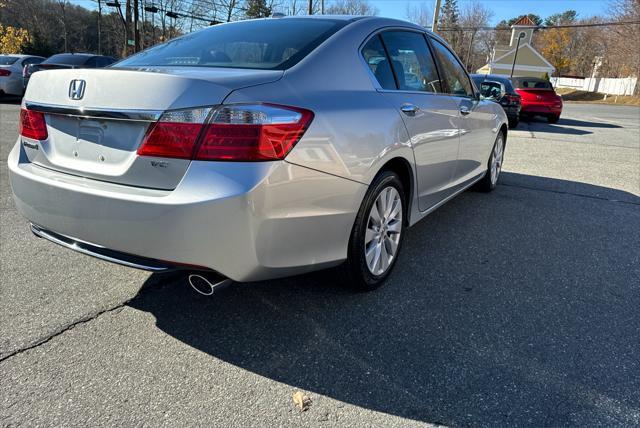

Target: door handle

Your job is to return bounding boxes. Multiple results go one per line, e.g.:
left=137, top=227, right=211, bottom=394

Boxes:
left=401, top=104, right=418, bottom=115
left=459, top=105, right=471, bottom=116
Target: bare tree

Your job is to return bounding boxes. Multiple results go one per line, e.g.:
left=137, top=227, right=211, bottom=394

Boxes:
left=603, top=0, right=640, bottom=82
left=405, top=2, right=431, bottom=28
left=458, top=0, right=492, bottom=71
left=56, top=0, right=68, bottom=51
left=284, top=0, right=318, bottom=14
left=325, top=0, right=377, bottom=15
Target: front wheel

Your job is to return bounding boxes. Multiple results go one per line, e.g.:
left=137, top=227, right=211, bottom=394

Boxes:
left=342, top=171, right=406, bottom=291
left=475, top=132, right=505, bottom=192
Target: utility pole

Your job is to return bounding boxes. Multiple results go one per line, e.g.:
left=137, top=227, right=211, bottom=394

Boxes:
left=308, top=0, right=313, bottom=15
left=133, top=0, right=140, bottom=52
left=97, top=0, right=102, bottom=54
left=465, top=31, right=475, bottom=71
left=106, top=1, right=127, bottom=56
left=144, top=5, right=158, bottom=46
left=510, top=32, right=525, bottom=78
left=431, top=0, right=442, bottom=32
left=125, top=0, right=132, bottom=55
left=321, top=0, right=324, bottom=14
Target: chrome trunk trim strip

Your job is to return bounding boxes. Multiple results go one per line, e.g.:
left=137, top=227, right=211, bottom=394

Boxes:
left=25, top=102, right=162, bottom=122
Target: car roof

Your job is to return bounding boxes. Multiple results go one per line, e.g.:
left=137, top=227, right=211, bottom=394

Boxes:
left=49, top=53, right=95, bottom=57
left=0, top=54, right=42, bottom=58
left=263, top=15, right=433, bottom=33
left=472, top=74, right=511, bottom=81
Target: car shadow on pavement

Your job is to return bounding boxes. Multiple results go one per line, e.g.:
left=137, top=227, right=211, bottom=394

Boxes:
left=551, top=118, right=622, bottom=129
left=128, top=173, right=640, bottom=426
left=519, top=116, right=622, bottom=136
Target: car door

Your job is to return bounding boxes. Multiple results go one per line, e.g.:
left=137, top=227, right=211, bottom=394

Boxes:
left=429, top=38, right=494, bottom=184
left=362, top=30, right=462, bottom=212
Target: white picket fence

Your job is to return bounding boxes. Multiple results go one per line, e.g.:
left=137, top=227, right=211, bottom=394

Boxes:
left=550, top=77, right=638, bottom=96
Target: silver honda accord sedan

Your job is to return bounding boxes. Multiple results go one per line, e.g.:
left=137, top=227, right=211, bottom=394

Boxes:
left=9, top=16, right=507, bottom=290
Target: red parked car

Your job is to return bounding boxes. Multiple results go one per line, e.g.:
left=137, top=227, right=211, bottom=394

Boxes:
left=512, top=77, right=563, bottom=123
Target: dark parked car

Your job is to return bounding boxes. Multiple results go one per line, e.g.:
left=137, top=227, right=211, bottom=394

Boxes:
left=471, top=74, right=521, bottom=128
left=512, top=76, right=563, bottom=123
left=24, top=53, right=116, bottom=89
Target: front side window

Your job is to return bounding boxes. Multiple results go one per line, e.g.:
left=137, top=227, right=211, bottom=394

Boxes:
left=430, top=38, right=474, bottom=97
left=117, top=19, right=347, bottom=70
left=380, top=31, right=442, bottom=93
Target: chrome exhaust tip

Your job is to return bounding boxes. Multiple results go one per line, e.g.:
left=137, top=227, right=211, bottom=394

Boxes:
left=188, top=273, right=232, bottom=296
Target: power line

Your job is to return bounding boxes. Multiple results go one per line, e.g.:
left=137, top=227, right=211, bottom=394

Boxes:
left=437, top=20, right=640, bottom=32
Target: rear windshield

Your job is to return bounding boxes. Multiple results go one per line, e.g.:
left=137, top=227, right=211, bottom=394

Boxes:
left=0, top=56, right=19, bottom=65
left=472, top=75, right=515, bottom=93
left=513, top=77, right=552, bottom=89
left=43, top=54, right=91, bottom=65
left=117, top=18, right=348, bottom=70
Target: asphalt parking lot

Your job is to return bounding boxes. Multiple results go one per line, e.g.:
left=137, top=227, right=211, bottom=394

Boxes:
left=1, top=101, right=639, bottom=427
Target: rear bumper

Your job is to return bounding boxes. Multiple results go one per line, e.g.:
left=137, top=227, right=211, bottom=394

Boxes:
left=501, top=105, right=521, bottom=118
left=9, top=141, right=366, bottom=281
left=30, top=224, right=178, bottom=271
left=521, top=103, right=562, bottom=115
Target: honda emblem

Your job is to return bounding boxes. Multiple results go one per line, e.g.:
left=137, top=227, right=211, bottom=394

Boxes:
left=69, top=79, right=86, bottom=100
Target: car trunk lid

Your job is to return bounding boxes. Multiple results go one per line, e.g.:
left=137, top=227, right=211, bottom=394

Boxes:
left=515, top=88, right=560, bottom=103
left=21, top=67, right=282, bottom=189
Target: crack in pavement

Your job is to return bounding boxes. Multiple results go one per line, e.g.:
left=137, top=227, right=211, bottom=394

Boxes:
left=0, top=300, right=131, bottom=364
left=0, top=272, right=183, bottom=364
left=500, top=182, right=640, bottom=206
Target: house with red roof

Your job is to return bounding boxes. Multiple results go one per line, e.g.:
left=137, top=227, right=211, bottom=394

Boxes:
left=477, top=16, right=556, bottom=78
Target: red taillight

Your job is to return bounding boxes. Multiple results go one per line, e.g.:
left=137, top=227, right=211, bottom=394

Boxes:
left=138, top=122, right=203, bottom=159
left=138, top=104, right=314, bottom=162
left=0, top=69, right=11, bottom=77
left=19, top=108, right=48, bottom=140
left=507, top=95, right=521, bottom=104
left=196, top=106, right=313, bottom=161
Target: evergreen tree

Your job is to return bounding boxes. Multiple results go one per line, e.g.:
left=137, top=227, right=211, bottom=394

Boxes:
left=244, top=0, right=272, bottom=19
left=439, top=0, right=461, bottom=52
left=440, top=0, right=459, bottom=29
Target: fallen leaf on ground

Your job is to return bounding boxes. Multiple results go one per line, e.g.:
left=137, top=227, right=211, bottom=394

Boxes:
left=292, top=391, right=312, bottom=411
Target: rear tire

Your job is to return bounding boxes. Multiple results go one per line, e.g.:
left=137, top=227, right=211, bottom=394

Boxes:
left=342, top=171, right=406, bottom=291
left=475, top=132, right=505, bottom=193
left=547, top=114, right=560, bottom=124
left=508, top=117, right=519, bottom=128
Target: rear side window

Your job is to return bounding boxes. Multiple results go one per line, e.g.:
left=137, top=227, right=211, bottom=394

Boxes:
left=380, top=31, right=442, bottom=93
left=0, top=56, right=19, bottom=65
left=117, top=19, right=347, bottom=70
left=85, top=57, right=99, bottom=68
left=21, top=57, right=43, bottom=66
left=99, top=57, right=115, bottom=67
left=430, top=39, right=474, bottom=97
left=362, top=36, right=396, bottom=90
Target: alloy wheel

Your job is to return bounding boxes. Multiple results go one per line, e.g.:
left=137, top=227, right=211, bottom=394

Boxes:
left=490, top=135, right=504, bottom=186
left=364, top=186, right=402, bottom=275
